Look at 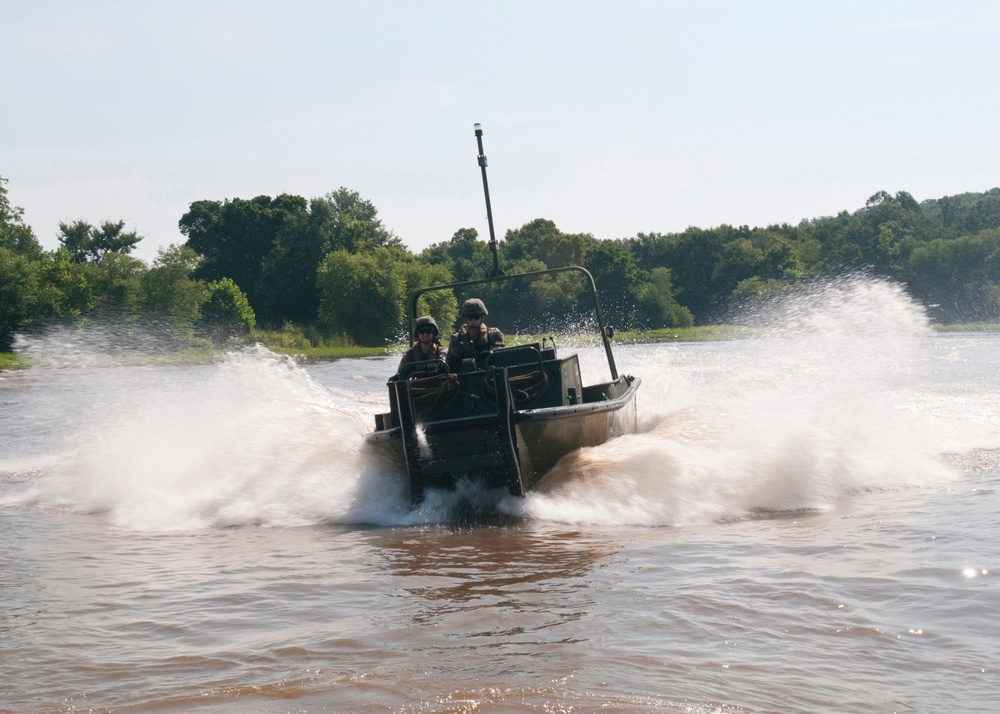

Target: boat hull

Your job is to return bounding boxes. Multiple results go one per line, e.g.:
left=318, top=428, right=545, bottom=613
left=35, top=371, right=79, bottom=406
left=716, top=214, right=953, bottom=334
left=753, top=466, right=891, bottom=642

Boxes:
left=365, top=374, right=639, bottom=499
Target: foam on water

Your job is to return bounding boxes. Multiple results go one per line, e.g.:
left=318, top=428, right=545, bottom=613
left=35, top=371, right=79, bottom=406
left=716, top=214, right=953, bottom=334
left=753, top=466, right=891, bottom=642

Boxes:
left=517, top=276, right=962, bottom=526
left=3, top=276, right=980, bottom=530
left=6, top=345, right=411, bottom=529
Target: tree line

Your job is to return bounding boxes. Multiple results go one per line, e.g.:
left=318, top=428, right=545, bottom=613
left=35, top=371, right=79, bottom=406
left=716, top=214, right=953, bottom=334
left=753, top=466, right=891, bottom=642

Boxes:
left=3, top=173, right=1000, bottom=351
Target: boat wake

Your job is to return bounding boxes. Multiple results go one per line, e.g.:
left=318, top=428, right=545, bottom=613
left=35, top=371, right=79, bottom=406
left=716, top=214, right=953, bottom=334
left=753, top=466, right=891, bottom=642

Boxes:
left=2, top=346, right=402, bottom=529
left=515, top=276, right=966, bottom=525
left=4, top=276, right=992, bottom=530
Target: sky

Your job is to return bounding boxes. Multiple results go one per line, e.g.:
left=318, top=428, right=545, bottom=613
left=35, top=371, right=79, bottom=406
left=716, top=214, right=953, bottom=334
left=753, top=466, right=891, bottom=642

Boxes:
left=4, top=0, right=1000, bottom=262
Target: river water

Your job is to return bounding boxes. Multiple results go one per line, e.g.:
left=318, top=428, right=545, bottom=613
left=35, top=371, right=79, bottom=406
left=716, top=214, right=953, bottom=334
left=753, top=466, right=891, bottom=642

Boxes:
left=1, top=279, right=998, bottom=713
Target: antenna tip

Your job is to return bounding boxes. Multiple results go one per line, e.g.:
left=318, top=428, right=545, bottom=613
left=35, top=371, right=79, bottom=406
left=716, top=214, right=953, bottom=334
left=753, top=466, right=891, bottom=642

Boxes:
left=474, top=122, right=482, bottom=134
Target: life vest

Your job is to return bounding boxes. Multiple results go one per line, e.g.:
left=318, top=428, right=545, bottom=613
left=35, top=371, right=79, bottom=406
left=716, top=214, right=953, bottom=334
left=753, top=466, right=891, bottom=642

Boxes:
left=398, top=341, right=444, bottom=377
left=403, top=342, right=442, bottom=364
left=457, top=323, right=489, bottom=357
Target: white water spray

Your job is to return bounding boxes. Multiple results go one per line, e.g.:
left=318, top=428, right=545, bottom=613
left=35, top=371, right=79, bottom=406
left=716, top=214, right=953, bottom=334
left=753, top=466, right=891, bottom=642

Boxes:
left=4, top=276, right=983, bottom=530
left=519, top=276, right=960, bottom=526
left=9, top=346, right=410, bottom=529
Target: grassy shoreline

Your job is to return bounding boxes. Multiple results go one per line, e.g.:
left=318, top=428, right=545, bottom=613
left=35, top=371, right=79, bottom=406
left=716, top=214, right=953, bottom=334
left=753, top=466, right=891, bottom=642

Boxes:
left=3, top=322, right=999, bottom=371
left=931, top=322, right=1000, bottom=332
left=260, top=321, right=1000, bottom=360
left=263, top=324, right=759, bottom=361
left=0, top=353, right=23, bottom=371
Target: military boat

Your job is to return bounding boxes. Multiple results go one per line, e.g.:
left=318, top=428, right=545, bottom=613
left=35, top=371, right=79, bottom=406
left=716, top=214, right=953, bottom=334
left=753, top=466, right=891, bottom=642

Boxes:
left=364, top=124, right=641, bottom=503
left=366, top=266, right=640, bottom=503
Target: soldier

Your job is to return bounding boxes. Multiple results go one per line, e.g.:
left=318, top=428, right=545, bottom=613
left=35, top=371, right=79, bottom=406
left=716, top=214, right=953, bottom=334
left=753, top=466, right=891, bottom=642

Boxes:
left=446, top=298, right=505, bottom=371
left=396, top=315, right=446, bottom=377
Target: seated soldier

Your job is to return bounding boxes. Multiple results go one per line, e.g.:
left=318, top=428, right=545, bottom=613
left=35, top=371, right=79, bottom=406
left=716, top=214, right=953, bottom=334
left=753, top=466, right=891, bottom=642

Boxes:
left=396, top=315, right=446, bottom=377
left=446, top=298, right=505, bottom=372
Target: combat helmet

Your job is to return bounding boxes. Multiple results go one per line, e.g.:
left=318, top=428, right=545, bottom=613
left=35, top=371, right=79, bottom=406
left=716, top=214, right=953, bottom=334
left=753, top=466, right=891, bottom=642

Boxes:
left=413, top=315, right=439, bottom=337
left=461, top=298, right=488, bottom=317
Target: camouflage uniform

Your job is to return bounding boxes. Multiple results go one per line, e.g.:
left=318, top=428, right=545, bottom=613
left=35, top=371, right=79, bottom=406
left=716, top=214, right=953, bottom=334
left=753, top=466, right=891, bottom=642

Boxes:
left=397, top=315, right=446, bottom=377
left=446, top=299, right=505, bottom=371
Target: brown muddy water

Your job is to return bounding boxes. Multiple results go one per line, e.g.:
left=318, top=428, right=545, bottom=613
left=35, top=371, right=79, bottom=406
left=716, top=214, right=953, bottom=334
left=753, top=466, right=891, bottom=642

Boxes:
left=2, top=279, right=998, bottom=713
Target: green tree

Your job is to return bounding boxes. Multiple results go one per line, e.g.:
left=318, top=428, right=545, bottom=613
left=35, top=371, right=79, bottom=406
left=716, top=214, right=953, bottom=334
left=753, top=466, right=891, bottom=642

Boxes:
left=836, top=190, right=936, bottom=276
left=503, top=218, right=593, bottom=268
left=142, top=244, right=207, bottom=322
left=455, top=220, right=602, bottom=332
left=713, top=236, right=764, bottom=293
left=256, top=197, right=335, bottom=325
left=0, top=176, right=43, bottom=258
left=937, top=195, right=958, bottom=228
left=0, top=248, right=42, bottom=350
left=38, top=249, right=96, bottom=318
left=0, top=178, right=48, bottom=349
left=399, top=259, right=457, bottom=332
left=180, top=189, right=398, bottom=327
left=88, top=253, right=146, bottom=313
left=468, top=257, right=572, bottom=333
left=57, top=219, right=142, bottom=263
left=622, top=231, right=671, bottom=272
left=756, top=229, right=806, bottom=279
left=728, top=275, right=796, bottom=307
left=898, top=229, right=1000, bottom=322
left=317, top=248, right=405, bottom=345
left=810, top=210, right=857, bottom=271
left=524, top=267, right=588, bottom=325
left=421, top=227, right=493, bottom=281
left=202, top=277, right=256, bottom=336
left=634, top=267, right=693, bottom=328
left=655, top=226, right=730, bottom=322
left=960, top=190, right=1000, bottom=234
left=582, top=240, right=645, bottom=328
left=179, top=194, right=309, bottom=316
left=322, top=187, right=401, bottom=253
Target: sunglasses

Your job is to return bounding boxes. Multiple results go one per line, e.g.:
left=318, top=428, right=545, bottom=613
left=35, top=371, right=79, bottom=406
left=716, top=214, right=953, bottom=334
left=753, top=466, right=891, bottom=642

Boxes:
left=466, top=314, right=483, bottom=320
left=416, top=327, right=435, bottom=334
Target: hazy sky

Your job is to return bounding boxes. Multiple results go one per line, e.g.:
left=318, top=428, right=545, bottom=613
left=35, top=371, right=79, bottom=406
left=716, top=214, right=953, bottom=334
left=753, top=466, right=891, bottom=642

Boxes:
left=4, top=0, right=999, bottom=261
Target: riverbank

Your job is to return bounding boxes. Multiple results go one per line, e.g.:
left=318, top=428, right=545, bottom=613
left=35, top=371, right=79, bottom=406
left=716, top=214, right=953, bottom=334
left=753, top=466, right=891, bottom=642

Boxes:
left=269, top=320, right=1000, bottom=359
left=3, top=322, right=998, bottom=371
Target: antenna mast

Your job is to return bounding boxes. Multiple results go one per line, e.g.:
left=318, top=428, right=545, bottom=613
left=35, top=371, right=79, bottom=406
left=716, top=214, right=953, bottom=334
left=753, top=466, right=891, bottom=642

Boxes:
left=474, top=123, right=502, bottom=277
